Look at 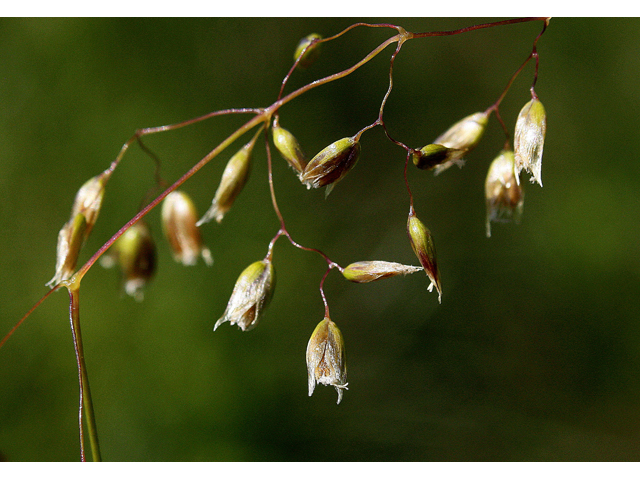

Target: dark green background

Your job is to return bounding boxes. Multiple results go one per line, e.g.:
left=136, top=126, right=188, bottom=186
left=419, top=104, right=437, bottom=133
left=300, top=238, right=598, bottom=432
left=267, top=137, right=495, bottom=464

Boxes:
left=1, top=18, right=639, bottom=461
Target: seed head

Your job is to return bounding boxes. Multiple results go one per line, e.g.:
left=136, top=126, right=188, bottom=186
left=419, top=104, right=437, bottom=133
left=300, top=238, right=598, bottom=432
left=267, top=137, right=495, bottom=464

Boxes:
left=300, top=136, right=361, bottom=196
left=306, top=317, right=348, bottom=404
left=428, top=111, right=489, bottom=175
left=412, top=144, right=460, bottom=171
left=214, top=259, right=276, bottom=332
left=407, top=208, right=442, bottom=303
left=47, top=170, right=109, bottom=287
left=70, top=172, right=108, bottom=234
left=485, top=150, right=524, bottom=237
left=514, top=98, right=546, bottom=187
left=342, top=261, right=423, bottom=283
left=161, top=190, right=213, bottom=267
left=113, top=221, right=157, bottom=301
left=197, top=138, right=254, bottom=225
left=272, top=119, right=307, bottom=175
left=294, top=33, right=322, bottom=68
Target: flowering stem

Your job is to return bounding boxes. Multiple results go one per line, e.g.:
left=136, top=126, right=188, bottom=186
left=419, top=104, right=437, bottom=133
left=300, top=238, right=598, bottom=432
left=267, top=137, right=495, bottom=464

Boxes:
left=6, top=18, right=555, bottom=462
left=75, top=117, right=269, bottom=283
left=73, top=28, right=403, bottom=282
left=8, top=22, right=397, bottom=353
left=70, top=18, right=551, bottom=286
left=352, top=35, right=406, bottom=143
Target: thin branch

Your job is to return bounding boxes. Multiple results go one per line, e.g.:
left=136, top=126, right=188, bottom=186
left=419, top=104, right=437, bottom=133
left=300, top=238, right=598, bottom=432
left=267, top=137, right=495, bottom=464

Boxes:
left=0, top=286, right=62, bottom=350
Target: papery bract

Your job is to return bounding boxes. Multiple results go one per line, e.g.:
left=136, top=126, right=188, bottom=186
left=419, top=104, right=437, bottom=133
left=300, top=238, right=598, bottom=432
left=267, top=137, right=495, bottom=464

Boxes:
left=306, top=317, right=348, bottom=404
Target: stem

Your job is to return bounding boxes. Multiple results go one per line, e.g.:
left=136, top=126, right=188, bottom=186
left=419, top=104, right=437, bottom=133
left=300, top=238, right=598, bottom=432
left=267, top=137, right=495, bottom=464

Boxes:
left=273, top=33, right=401, bottom=117
left=320, top=266, right=332, bottom=318
left=264, top=128, right=286, bottom=231
left=404, top=150, right=414, bottom=209
left=106, top=108, right=265, bottom=177
left=0, top=286, right=62, bottom=350
left=486, top=53, right=534, bottom=115
left=377, top=30, right=407, bottom=123
left=264, top=121, right=341, bottom=272
left=67, top=283, right=101, bottom=462
left=73, top=33, right=402, bottom=280
left=530, top=18, right=550, bottom=97
left=412, top=17, right=550, bottom=39
left=485, top=17, right=551, bottom=141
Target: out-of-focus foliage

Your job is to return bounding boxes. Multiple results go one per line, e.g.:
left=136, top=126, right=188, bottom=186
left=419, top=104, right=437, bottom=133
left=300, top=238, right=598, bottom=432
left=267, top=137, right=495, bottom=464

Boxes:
left=1, top=18, right=639, bottom=461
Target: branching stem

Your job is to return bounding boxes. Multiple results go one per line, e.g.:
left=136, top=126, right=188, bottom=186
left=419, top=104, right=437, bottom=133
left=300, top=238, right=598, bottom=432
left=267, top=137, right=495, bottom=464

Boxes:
left=5, top=18, right=553, bottom=463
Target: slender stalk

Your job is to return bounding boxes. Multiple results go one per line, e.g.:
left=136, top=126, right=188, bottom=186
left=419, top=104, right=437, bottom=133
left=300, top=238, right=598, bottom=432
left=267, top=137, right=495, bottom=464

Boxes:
left=412, top=17, right=549, bottom=39
left=264, top=117, right=341, bottom=272
left=66, top=283, right=101, bottom=461
left=403, top=150, right=415, bottom=209
left=0, top=286, right=62, bottom=349
left=319, top=266, right=332, bottom=319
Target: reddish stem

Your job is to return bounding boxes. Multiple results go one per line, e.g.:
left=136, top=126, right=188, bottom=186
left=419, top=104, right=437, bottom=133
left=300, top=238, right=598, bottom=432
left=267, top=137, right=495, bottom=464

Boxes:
left=0, top=285, right=62, bottom=349
left=320, top=266, right=332, bottom=318
left=412, top=17, right=549, bottom=39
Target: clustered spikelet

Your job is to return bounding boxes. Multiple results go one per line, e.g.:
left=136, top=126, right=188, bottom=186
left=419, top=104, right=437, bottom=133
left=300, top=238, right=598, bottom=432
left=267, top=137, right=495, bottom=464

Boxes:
left=414, top=111, right=489, bottom=175
left=214, top=259, right=276, bottom=332
left=306, top=317, right=348, bottom=404
left=342, top=261, right=423, bottom=283
left=294, top=33, right=322, bottom=68
left=104, top=221, right=157, bottom=301
left=300, top=136, right=361, bottom=196
left=514, top=98, right=547, bottom=186
left=407, top=208, right=442, bottom=303
left=485, top=150, right=524, bottom=237
left=70, top=171, right=109, bottom=233
left=272, top=119, right=307, bottom=175
left=47, top=170, right=109, bottom=287
left=101, top=221, right=157, bottom=300
left=434, top=112, right=489, bottom=151
left=412, top=144, right=452, bottom=171
left=197, top=137, right=255, bottom=225
left=161, top=190, right=213, bottom=267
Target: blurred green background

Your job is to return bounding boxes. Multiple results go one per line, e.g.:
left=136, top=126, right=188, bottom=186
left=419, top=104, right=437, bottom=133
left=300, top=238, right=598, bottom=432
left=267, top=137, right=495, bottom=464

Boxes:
left=1, top=17, right=639, bottom=461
